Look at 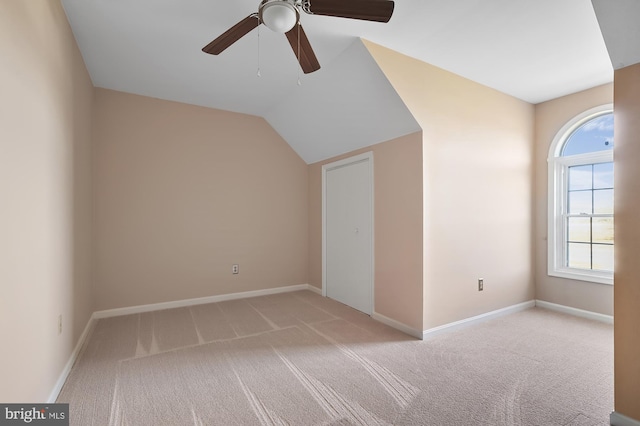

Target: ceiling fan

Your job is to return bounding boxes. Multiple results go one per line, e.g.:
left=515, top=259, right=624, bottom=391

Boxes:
left=202, top=0, right=395, bottom=74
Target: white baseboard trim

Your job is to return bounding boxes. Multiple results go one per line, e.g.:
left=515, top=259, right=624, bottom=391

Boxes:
left=93, top=284, right=316, bottom=319
left=371, top=312, right=423, bottom=340
left=422, top=300, right=536, bottom=339
left=611, top=411, right=640, bottom=426
left=535, top=300, right=613, bottom=324
left=47, top=316, right=96, bottom=403
left=306, top=285, right=322, bottom=295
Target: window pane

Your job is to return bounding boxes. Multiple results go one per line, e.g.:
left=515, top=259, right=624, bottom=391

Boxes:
left=569, top=165, right=592, bottom=191
left=568, top=243, right=591, bottom=269
left=561, top=113, right=614, bottom=156
left=593, top=217, right=614, bottom=244
left=569, top=190, right=592, bottom=215
left=593, top=162, right=614, bottom=189
left=593, top=189, right=613, bottom=214
left=593, top=244, right=614, bottom=272
left=568, top=217, right=590, bottom=243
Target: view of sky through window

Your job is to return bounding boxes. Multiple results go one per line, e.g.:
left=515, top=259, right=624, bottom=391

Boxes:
left=561, top=113, right=614, bottom=156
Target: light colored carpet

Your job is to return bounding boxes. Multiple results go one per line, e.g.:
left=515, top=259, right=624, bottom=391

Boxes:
left=57, top=291, right=613, bottom=425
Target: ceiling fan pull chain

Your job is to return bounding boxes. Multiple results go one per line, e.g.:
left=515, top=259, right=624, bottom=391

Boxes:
left=257, top=22, right=261, bottom=77
left=297, top=22, right=301, bottom=86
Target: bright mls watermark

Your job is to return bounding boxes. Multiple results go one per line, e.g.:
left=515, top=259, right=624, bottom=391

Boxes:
left=0, top=404, right=68, bottom=425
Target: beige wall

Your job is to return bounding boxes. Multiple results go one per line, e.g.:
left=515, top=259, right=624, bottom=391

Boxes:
left=308, top=132, right=424, bottom=330
left=93, top=89, right=308, bottom=311
left=534, top=84, right=614, bottom=315
left=0, top=0, right=94, bottom=401
left=363, top=40, right=535, bottom=329
left=613, top=63, right=640, bottom=421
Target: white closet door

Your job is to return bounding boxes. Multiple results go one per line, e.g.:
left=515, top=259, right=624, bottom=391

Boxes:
left=324, top=154, right=372, bottom=315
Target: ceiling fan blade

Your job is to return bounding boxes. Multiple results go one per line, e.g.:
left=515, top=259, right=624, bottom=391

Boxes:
left=202, top=14, right=260, bottom=55
left=285, top=23, right=321, bottom=74
left=301, top=0, right=394, bottom=23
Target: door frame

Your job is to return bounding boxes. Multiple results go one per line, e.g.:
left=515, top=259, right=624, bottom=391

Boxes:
left=321, top=151, right=374, bottom=313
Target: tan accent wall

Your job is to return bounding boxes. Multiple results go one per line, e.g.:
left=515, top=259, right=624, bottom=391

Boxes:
left=363, top=40, right=535, bottom=330
left=0, top=0, right=94, bottom=401
left=534, top=84, right=614, bottom=315
left=308, top=132, right=424, bottom=330
left=93, top=89, right=308, bottom=311
left=613, top=63, right=640, bottom=421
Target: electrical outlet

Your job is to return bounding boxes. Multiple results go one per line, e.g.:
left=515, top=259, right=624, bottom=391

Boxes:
left=232, top=264, right=239, bottom=274
left=478, top=279, right=484, bottom=292
left=58, top=314, right=62, bottom=335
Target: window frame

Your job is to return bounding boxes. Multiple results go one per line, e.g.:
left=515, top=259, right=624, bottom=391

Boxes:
left=547, top=104, right=614, bottom=285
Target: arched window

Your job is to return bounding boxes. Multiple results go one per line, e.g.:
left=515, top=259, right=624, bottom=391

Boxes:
left=548, top=105, right=614, bottom=285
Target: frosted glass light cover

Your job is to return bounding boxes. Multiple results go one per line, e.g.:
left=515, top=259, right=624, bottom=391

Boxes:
left=262, top=3, right=297, bottom=33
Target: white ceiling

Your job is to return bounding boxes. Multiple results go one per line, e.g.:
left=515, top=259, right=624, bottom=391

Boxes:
left=264, top=39, right=420, bottom=163
left=61, top=0, right=618, bottom=163
left=592, top=0, right=640, bottom=70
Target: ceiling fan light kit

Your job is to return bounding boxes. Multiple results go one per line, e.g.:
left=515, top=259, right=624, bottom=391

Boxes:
left=260, top=0, right=299, bottom=33
left=202, top=0, right=395, bottom=74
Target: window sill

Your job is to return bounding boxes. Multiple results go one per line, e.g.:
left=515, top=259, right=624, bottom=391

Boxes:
left=548, top=268, right=613, bottom=285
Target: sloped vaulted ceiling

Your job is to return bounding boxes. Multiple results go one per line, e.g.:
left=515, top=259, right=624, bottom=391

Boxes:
left=61, top=0, right=419, bottom=164
left=263, top=38, right=420, bottom=164
left=61, top=0, right=614, bottom=164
